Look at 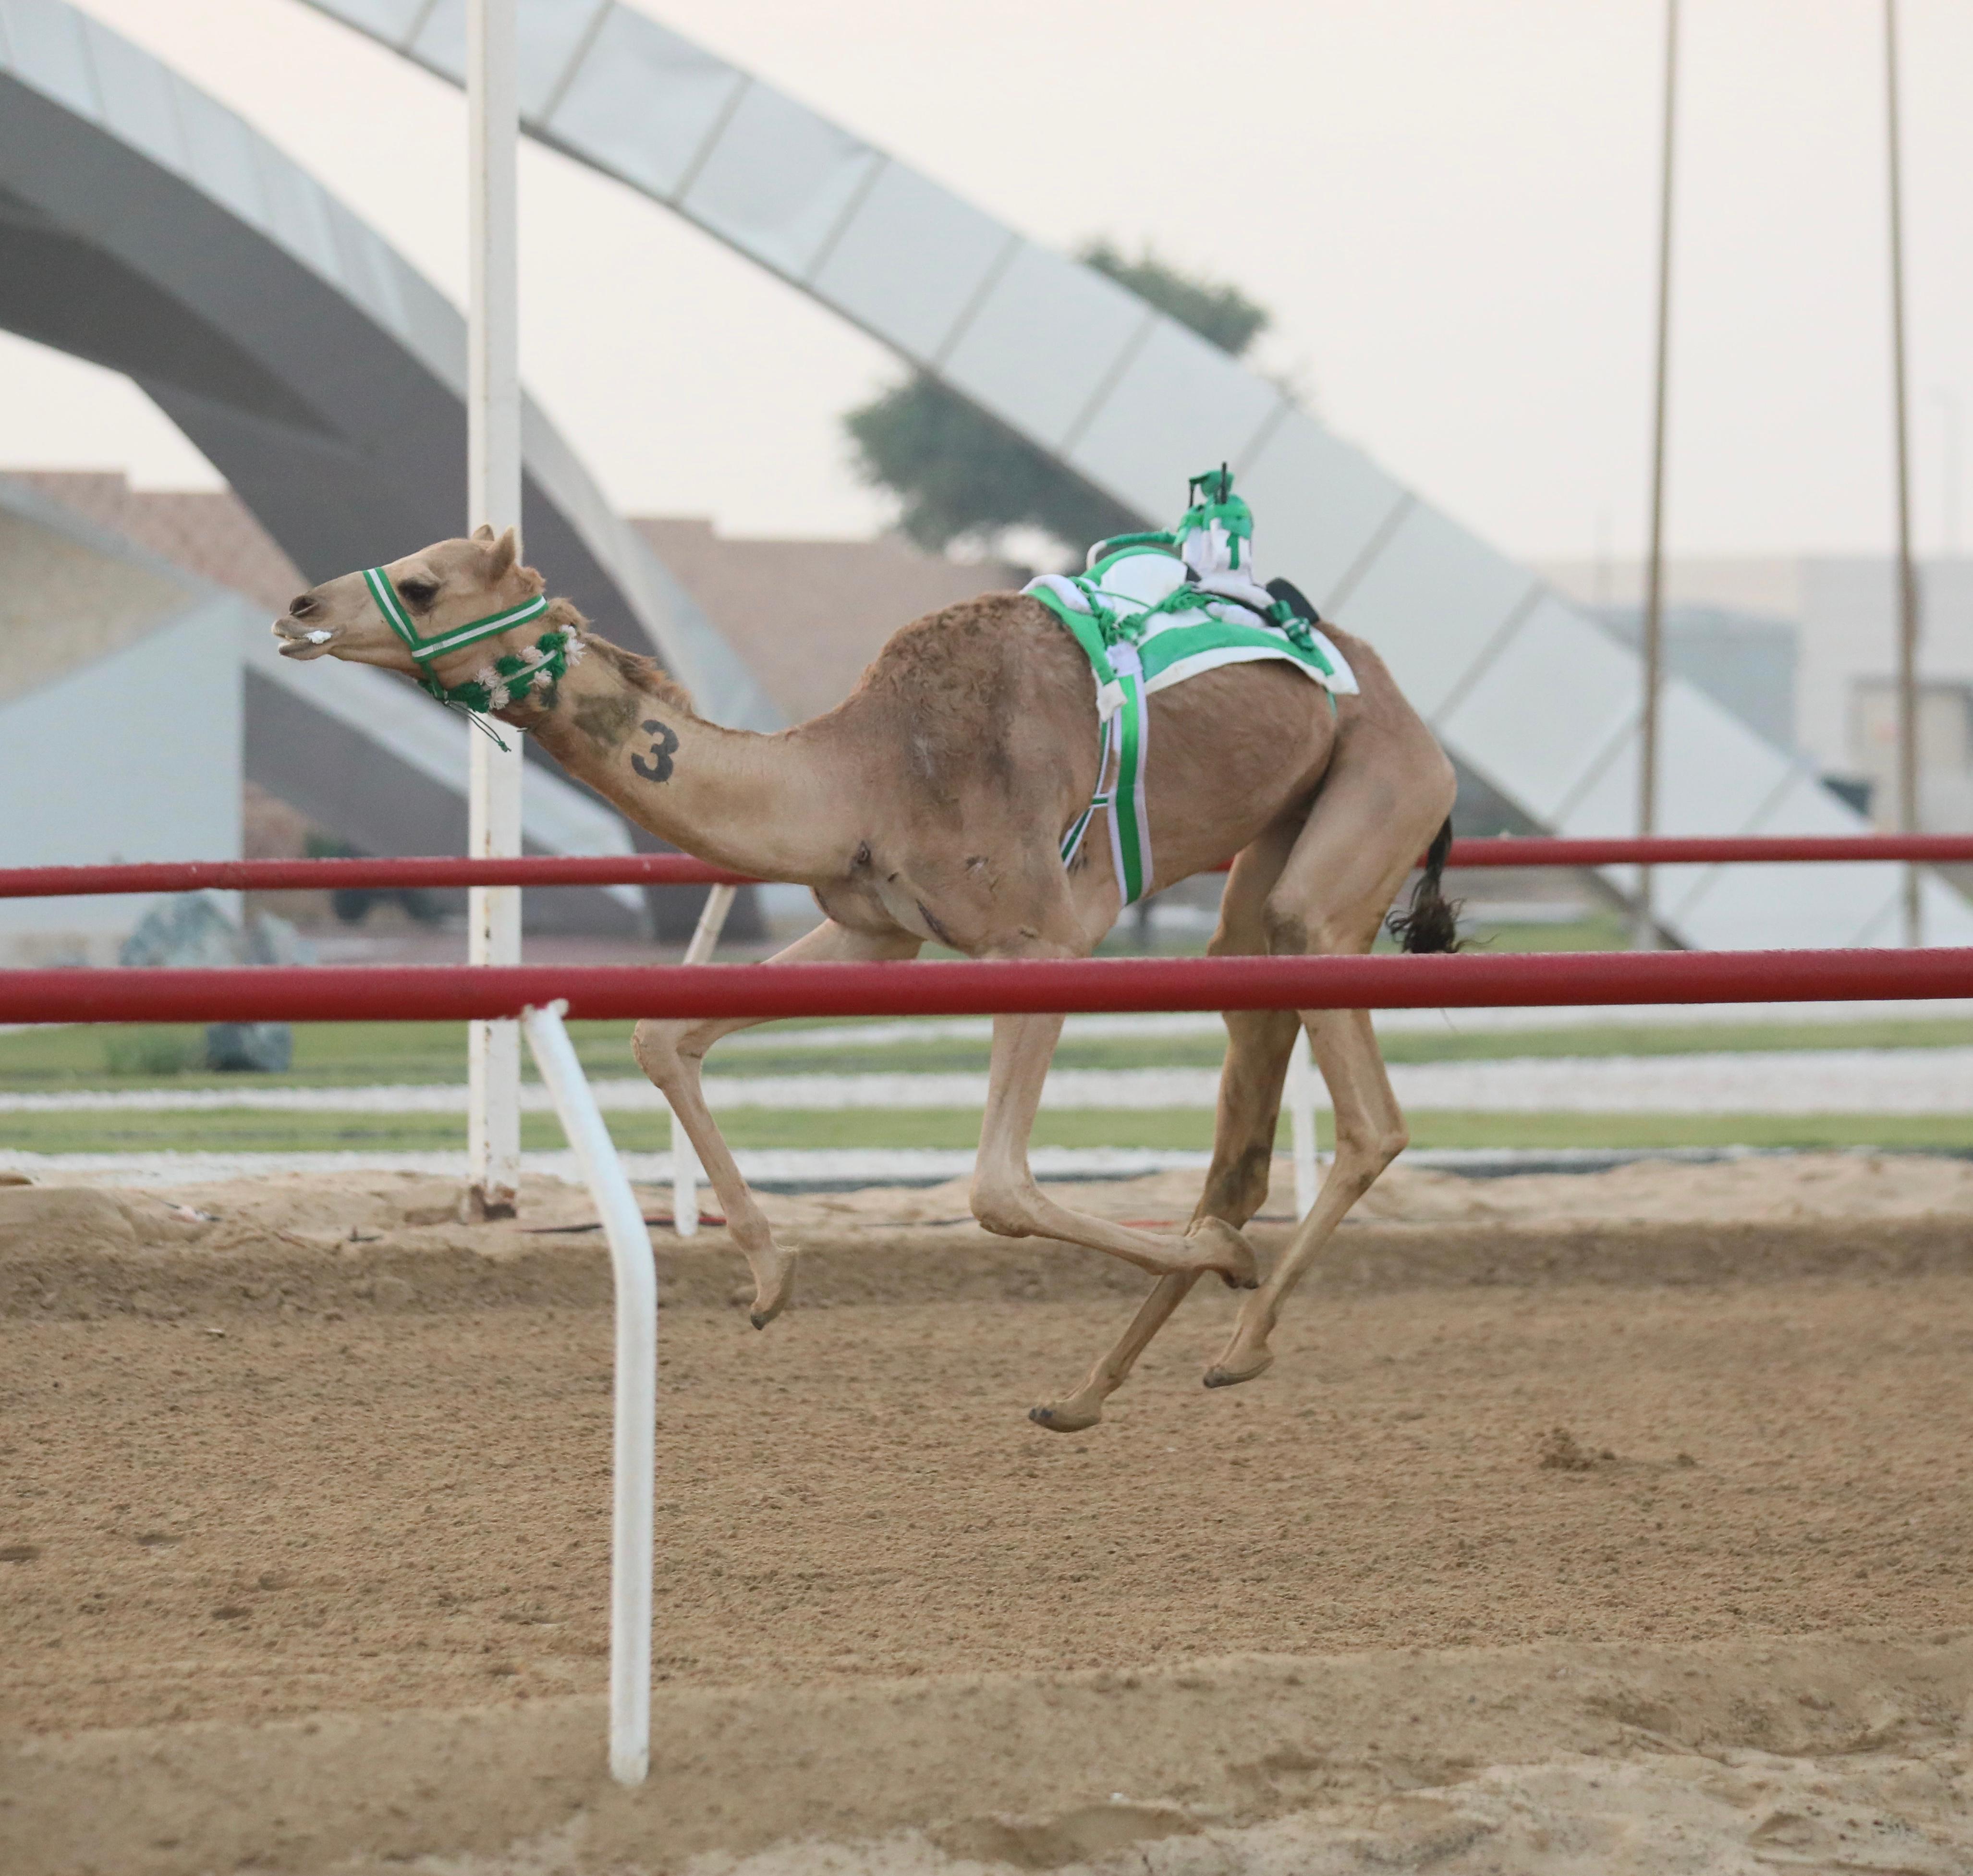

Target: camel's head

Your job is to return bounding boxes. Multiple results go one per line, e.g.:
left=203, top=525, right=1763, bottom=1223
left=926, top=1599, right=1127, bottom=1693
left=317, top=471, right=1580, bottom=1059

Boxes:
left=271, top=526, right=548, bottom=681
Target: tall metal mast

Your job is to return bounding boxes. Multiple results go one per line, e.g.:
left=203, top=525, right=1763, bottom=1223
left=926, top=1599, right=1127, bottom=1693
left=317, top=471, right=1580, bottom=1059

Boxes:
left=1886, top=0, right=1922, bottom=947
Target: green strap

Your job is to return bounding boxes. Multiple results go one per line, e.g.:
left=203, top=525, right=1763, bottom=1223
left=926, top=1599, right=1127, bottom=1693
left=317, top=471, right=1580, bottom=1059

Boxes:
left=1054, top=653, right=1152, bottom=907
left=1106, top=652, right=1151, bottom=904
left=1084, top=528, right=1177, bottom=563
left=362, top=566, right=551, bottom=663
left=1030, top=585, right=1118, bottom=690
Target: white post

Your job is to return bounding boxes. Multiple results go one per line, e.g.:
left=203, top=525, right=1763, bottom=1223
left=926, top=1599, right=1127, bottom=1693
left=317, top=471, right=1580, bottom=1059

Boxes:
left=466, top=0, right=524, bottom=1218
left=684, top=884, right=738, bottom=967
left=1886, top=0, right=1923, bottom=948
left=1286, top=1025, right=1323, bottom=1219
left=522, top=1002, right=655, bottom=1787
left=670, top=1117, right=703, bottom=1239
left=667, top=884, right=737, bottom=1238
left=1635, top=0, right=1679, bottom=953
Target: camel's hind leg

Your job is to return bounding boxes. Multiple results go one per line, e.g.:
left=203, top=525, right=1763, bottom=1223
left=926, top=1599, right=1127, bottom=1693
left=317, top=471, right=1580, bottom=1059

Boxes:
left=971, top=1011, right=1261, bottom=1287
left=1201, top=1005, right=1404, bottom=1387
left=1203, top=769, right=1453, bottom=1389
left=1029, top=830, right=1300, bottom=1433
left=633, top=918, right=921, bottom=1327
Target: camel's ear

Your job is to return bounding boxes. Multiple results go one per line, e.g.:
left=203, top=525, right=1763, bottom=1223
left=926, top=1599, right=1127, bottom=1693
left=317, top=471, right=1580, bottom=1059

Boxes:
left=471, top=523, right=496, bottom=543
left=484, top=526, right=519, bottom=578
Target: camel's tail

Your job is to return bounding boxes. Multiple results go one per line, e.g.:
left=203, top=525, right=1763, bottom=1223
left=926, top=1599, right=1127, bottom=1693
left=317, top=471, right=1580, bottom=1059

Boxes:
left=1385, top=817, right=1463, bottom=954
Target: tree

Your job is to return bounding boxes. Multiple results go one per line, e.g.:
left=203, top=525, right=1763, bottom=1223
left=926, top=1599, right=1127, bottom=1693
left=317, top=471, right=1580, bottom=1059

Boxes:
left=844, top=243, right=1271, bottom=561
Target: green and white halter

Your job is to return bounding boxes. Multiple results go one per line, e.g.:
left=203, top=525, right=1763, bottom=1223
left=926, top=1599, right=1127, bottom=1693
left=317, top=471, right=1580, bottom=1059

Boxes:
left=1025, top=469, right=1358, bottom=907
left=361, top=565, right=583, bottom=729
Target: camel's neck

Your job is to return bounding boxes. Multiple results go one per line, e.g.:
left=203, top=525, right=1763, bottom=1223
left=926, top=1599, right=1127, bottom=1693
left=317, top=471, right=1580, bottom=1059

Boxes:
left=509, top=631, right=853, bottom=882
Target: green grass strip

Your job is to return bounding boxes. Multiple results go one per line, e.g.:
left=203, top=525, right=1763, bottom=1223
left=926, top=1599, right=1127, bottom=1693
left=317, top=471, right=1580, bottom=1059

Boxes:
left=6, top=1010, right=1973, bottom=1093
left=3, top=1107, right=1969, bottom=1157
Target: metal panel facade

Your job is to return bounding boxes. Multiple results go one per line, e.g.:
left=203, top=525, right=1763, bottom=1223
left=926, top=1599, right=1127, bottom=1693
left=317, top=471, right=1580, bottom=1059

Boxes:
left=808, top=162, right=1009, bottom=364
left=1066, top=317, right=1284, bottom=516
left=940, top=241, right=1147, bottom=449
left=543, top=10, right=743, bottom=202
left=1330, top=505, right=1538, bottom=721
left=682, top=83, right=880, bottom=282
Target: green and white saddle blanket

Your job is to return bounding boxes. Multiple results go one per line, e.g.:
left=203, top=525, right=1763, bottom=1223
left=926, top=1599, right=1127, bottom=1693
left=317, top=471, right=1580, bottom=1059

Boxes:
left=1025, top=468, right=1358, bottom=906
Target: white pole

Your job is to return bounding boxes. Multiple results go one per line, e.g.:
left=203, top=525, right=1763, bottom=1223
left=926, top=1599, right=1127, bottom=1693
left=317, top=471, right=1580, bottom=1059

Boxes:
left=523, top=1002, right=654, bottom=1787
left=670, top=1117, right=703, bottom=1239
left=1286, top=1026, right=1322, bottom=1220
left=666, top=883, right=736, bottom=1237
left=1886, top=0, right=1923, bottom=948
left=684, top=884, right=738, bottom=966
left=1936, top=390, right=1962, bottom=557
left=1635, top=0, right=1679, bottom=952
left=467, top=0, right=524, bottom=1218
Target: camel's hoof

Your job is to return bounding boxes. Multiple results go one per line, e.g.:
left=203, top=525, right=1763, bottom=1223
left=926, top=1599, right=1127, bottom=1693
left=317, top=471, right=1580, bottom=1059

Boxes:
left=1187, top=1217, right=1260, bottom=1290
left=1203, top=1350, right=1274, bottom=1390
left=1029, top=1400, right=1102, bottom=1434
left=746, top=1254, right=797, bottom=1330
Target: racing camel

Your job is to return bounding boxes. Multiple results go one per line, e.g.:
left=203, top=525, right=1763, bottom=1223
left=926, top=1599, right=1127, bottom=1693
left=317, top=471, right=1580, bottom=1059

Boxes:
left=272, top=506, right=1458, bottom=1429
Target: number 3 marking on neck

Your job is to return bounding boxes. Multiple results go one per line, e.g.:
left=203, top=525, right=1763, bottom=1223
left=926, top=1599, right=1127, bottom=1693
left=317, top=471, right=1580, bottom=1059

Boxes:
left=632, top=719, right=678, bottom=784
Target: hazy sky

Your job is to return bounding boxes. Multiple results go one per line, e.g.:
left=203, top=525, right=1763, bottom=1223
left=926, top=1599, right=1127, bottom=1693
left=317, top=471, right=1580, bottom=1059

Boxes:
left=6, top=0, right=1970, bottom=562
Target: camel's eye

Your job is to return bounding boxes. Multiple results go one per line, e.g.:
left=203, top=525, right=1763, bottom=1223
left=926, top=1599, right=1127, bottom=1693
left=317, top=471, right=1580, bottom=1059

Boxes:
left=398, top=577, right=439, bottom=611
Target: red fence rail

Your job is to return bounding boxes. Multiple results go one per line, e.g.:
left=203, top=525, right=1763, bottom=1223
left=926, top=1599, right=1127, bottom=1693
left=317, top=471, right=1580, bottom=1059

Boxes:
left=3, top=836, right=1972, bottom=901
left=0, top=854, right=756, bottom=899
left=4, top=948, right=1972, bottom=1025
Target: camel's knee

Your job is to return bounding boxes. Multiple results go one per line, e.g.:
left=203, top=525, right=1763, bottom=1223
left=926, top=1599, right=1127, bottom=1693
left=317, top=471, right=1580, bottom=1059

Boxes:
left=1335, top=1116, right=1409, bottom=1183
left=1260, top=894, right=1308, bottom=957
left=1221, top=1005, right=1298, bottom=1056
left=630, top=1017, right=693, bottom=1088
left=1262, top=892, right=1377, bottom=962
left=1198, top=1141, right=1273, bottom=1226
left=970, top=1171, right=1041, bottom=1240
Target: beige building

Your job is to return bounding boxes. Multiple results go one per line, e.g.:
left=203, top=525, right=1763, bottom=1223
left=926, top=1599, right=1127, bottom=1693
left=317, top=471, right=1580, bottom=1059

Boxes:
left=633, top=519, right=1023, bottom=722
left=0, top=479, right=248, bottom=965
left=1540, top=554, right=1973, bottom=828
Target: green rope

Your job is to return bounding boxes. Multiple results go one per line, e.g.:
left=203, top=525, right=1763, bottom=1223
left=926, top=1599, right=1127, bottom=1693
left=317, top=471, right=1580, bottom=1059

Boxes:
left=419, top=627, right=582, bottom=746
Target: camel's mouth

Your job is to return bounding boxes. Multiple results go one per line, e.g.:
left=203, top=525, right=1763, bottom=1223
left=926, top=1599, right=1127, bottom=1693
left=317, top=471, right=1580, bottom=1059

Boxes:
left=271, top=617, right=334, bottom=659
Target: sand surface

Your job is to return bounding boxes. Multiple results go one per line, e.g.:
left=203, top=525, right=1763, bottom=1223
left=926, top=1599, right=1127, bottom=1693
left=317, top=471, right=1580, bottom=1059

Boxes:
left=2, top=1155, right=1970, bottom=1872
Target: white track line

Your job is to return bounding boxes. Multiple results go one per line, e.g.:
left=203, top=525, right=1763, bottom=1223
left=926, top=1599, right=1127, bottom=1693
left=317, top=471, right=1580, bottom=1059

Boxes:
left=0, top=1143, right=1887, bottom=1191
left=5, top=1049, right=1971, bottom=1115
left=0, top=1070, right=1222, bottom=1114
left=0, top=1146, right=1212, bottom=1188
left=722, top=998, right=1973, bottom=1050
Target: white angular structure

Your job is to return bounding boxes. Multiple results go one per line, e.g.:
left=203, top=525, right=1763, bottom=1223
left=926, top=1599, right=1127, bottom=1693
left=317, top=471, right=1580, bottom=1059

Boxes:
left=0, top=0, right=773, bottom=731
left=299, top=0, right=1973, bottom=950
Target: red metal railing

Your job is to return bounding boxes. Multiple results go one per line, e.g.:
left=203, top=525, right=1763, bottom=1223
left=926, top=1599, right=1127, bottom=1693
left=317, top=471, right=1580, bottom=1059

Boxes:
left=2, top=835, right=1971, bottom=901
left=4, top=947, right=1971, bottom=1025
left=0, top=854, right=756, bottom=899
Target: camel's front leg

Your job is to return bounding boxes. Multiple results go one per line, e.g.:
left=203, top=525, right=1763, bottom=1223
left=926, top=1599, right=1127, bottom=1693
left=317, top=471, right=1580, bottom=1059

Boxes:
left=970, top=1011, right=1260, bottom=1291
left=632, top=918, right=921, bottom=1327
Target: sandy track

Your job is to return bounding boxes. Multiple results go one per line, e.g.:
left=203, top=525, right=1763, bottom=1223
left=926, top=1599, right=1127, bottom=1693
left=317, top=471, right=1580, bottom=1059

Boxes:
left=8, top=1639, right=1971, bottom=1874
left=2, top=1160, right=1971, bottom=1870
